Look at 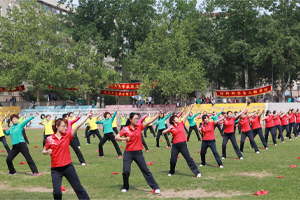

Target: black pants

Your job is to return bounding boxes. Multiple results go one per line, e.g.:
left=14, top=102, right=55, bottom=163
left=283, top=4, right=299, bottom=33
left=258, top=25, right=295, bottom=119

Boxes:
left=70, top=140, right=85, bottom=164
left=265, top=127, right=277, bottom=145
left=0, top=136, right=10, bottom=154
left=6, top=142, right=38, bottom=174
left=122, top=150, right=159, bottom=191
left=234, top=124, right=242, bottom=135
left=201, top=140, right=222, bottom=166
left=289, top=122, right=298, bottom=137
left=98, top=133, right=122, bottom=156
left=222, top=133, right=243, bottom=158
left=187, top=125, right=201, bottom=141
left=144, top=126, right=156, bottom=138
left=22, top=128, right=29, bottom=144
left=240, top=130, right=258, bottom=152
left=43, top=134, right=52, bottom=147
left=170, top=142, right=200, bottom=175
left=281, top=125, right=290, bottom=139
left=87, top=129, right=102, bottom=144
left=141, top=136, right=148, bottom=150
left=275, top=125, right=284, bottom=142
left=252, top=127, right=268, bottom=148
left=113, top=127, right=119, bottom=135
left=214, top=123, right=223, bottom=135
left=184, top=125, right=188, bottom=134
left=85, top=126, right=90, bottom=138
left=120, top=125, right=125, bottom=131
left=74, top=133, right=81, bottom=147
left=51, top=163, right=89, bottom=200
left=297, top=123, right=300, bottom=134
left=155, top=125, right=158, bottom=133
left=156, top=129, right=171, bottom=147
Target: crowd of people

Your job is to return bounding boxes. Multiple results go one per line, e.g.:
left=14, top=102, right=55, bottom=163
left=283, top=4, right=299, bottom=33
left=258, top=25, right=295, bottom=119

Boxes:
left=0, top=105, right=299, bottom=199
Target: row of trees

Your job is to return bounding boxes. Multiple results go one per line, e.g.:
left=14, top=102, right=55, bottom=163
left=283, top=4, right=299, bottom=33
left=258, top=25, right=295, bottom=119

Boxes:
left=1, top=0, right=300, bottom=103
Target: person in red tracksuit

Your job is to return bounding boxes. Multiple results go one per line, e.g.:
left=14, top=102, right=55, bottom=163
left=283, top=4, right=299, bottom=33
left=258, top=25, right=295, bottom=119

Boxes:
left=288, top=109, right=298, bottom=138
left=273, top=110, right=284, bottom=143
left=250, top=110, right=268, bottom=149
left=262, top=110, right=277, bottom=146
left=115, top=111, right=161, bottom=194
left=280, top=110, right=291, bottom=140
left=295, top=109, right=300, bottom=134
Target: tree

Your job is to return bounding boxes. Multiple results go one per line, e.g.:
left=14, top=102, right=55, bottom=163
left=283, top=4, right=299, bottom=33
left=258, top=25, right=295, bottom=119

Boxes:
left=130, top=19, right=207, bottom=103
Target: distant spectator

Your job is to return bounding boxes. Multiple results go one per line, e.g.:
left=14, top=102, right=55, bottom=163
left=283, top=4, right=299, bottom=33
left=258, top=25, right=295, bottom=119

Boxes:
left=54, top=101, right=57, bottom=109
left=132, top=100, right=135, bottom=108
left=151, top=99, right=154, bottom=107
left=176, top=101, right=180, bottom=107
left=211, top=98, right=215, bottom=106
left=61, top=101, right=66, bottom=109
left=247, top=98, right=251, bottom=106
left=228, top=98, right=232, bottom=103
left=294, top=96, right=298, bottom=102
left=253, top=98, right=256, bottom=103
left=30, top=101, right=36, bottom=109
left=92, top=100, right=96, bottom=108
left=260, top=97, right=264, bottom=103
left=234, top=97, right=238, bottom=103
left=223, top=98, right=227, bottom=104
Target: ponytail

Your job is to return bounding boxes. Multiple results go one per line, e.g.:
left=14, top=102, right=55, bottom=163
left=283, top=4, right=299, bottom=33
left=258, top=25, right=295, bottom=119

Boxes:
left=125, top=113, right=140, bottom=126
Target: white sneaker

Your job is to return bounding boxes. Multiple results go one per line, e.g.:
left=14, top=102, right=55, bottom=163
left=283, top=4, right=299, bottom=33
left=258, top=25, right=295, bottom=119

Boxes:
left=285, top=137, right=287, bottom=138
left=121, top=189, right=127, bottom=193
left=78, top=146, right=81, bottom=149
left=275, top=144, right=277, bottom=146
left=221, top=157, right=226, bottom=159
left=249, top=147, right=252, bottom=149
left=240, top=157, right=243, bottom=160
left=168, top=173, right=173, bottom=176
left=199, top=164, right=205, bottom=167
left=81, top=163, right=87, bottom=166
left=265, top=147, right=268, bottom=149
left=219, top=165, right=224, bottom=168
left=86, top=143, right=90, bottom=145
left=282, top=141, right=285, bottom=143
left=154, top=189, right=161, bottom=194
left=290, top=139, right=292, bottom=140
left=196, top=173, right=201, bottom=178
left=256, top=151, right=259, bottom=154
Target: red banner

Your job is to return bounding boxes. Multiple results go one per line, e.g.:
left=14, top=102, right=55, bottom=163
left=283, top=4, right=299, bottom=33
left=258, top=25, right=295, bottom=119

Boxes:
left=0, top=85, right=25, bottom=92
left=108, top=83, right=140, bottom=90
left=216, top=85, right=272, bottom=97
left=47, top=85, right=78, bottom=91
left=101, top=90, right=138, bottom=97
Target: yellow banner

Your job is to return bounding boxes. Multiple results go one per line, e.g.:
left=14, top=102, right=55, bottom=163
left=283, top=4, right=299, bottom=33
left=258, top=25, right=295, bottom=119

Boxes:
left=181, top=103, right=266, bottom=126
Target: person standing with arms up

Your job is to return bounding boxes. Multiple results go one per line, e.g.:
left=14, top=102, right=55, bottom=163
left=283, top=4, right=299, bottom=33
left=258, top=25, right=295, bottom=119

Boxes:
left=262, top=110, right=277, bottom=146
left=163, top=104, right=202, bottom=177
left=43, top=112, right=91, bottom=200
left=144, top=113, right=156, bottom=138
left=5, top=112, right=42, bottom=176
left=153, top=112, right=171, bottom=148
left=280, top=109, right=290, bottom=140
left=39, top=114, right=57, bottom=147
left=115, top=111, right=162, bottom=194
left=0, top=111, right=11, bottom=154
left=97, top=107, right=122, bottom=158
left=85, top=113, right=103, bottom=144
left=17, top=113, right=31, bottom=144
left=187, top=111, right=201, bottom=142
left=222, top=110, right=245, bottom=159
left=273, top=110, right=284, bottom=143
left=250, top=110, right=268, bottom=149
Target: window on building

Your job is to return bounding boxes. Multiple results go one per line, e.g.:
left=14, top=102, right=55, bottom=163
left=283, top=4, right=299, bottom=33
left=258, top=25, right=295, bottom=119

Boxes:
left=0, top=6, right=2, bottom=16
left=297, top=83, right=300, bottom=91
left=44, top=5, right=48, bottom=12
left=52, top=8, right=56, bottom=14
left=8, top=92, right=13, bottom=95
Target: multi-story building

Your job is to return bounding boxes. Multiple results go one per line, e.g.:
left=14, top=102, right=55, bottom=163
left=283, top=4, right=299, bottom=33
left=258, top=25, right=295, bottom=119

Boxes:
left=0, top=0, right=70, bottom=102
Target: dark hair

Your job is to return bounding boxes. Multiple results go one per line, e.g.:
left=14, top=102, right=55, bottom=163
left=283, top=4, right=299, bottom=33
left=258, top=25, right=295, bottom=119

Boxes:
left=125, top=113, right=140, bottom=126
left=227, top=111, right=232, bottom=115
left=41, top=114, right=45, bottom=119
left=169, top=114, right=177, bottom=125
left=104, top=112, right=110, bottom=119
left=158, top=113, right=164, bottom=120
left=10, top=114, right=19, bottom=121
left=291, top=109, right=294, bottom=112
left=273, top=110, right=276, bottom=114
left=67, top=112, right=73, bottom=116
left=221, top=112, right=225, bottom=115
left=266, top=110, right=271, bottom=115
left=52, top=118, right=68, bottom=132
left=62, top=114, right=68, bottom=119
left=202, top=114, right=209, bottom=122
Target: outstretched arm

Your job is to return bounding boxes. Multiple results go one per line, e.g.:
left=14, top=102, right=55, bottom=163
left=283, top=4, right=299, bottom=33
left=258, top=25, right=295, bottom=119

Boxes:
left=214, top=116, right=225, bottom=125
left=72, top=111, right=91, bottom=137
left=137, top=115, right=147, bottom=126
left=1, top=111, right=10, bottom=124
left=178, top=111, right=183, bottom=118
left=143, top=110, right=163, bottom=129
left=234, top=108, right=247, bottom=120
left=163, top=126, right=173, bottom=134
left=182, top=104, right=194, bottom=124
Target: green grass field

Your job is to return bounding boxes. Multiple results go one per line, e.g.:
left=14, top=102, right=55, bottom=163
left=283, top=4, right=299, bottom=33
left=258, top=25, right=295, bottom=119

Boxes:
left=0, top=129, right=299, bottom=199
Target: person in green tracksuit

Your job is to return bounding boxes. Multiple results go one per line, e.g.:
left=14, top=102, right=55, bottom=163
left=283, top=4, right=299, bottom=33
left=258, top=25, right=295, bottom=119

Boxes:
left=97, top=107, right=122, bottom=158
left=17, top=113, right=31, bottom=144
left=153, top=112, right=171, bottom=148
left=187, top=111, right=201, bottom=142
left=210, top=110, right=224, bottom=135
left=5, top=112, right=42, bottom=176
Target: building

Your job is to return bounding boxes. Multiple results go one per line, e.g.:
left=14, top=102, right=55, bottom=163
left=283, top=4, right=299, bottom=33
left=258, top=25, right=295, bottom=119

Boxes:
left=0, top=0, right=70, bottom=102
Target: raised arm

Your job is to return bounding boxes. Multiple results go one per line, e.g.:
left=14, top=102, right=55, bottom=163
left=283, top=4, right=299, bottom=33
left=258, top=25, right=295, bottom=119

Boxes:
left=23, top=113, right=32, bottom=119
left=72, top=111, right=92, bottom=137
left=163, top=112, right=172, bottom=121
left=137, top=115, right=147, bottom=126
left=111, top=106, right=119, bottom=121
left=182, top=104, right=194, bottom=124
left=20, top=113, right=36, bottom=128
left=234, top=108, right=247, bottom=120
left=214, top=116, right=225, bottom=125
left=178, top=111, right=183, bottom=118
left=1, top=111, right=10, bottom=124
left=143, top=110, right=163, bottom=129
left=193, top=112, right=201, bottom=118
left=50, top=112, right=56, bottom=117
left=248, top=111, right=258, bottom=118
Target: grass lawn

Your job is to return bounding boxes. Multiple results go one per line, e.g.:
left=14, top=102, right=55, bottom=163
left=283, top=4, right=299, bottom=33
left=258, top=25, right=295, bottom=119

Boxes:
left=0, top=128, right=299, bottom=199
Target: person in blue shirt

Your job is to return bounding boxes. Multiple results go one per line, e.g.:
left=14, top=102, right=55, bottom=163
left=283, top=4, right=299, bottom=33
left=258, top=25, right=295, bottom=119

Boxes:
left=153, top=112, right=171, bottom=148
left=187, top=111, right=201, bottom=142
